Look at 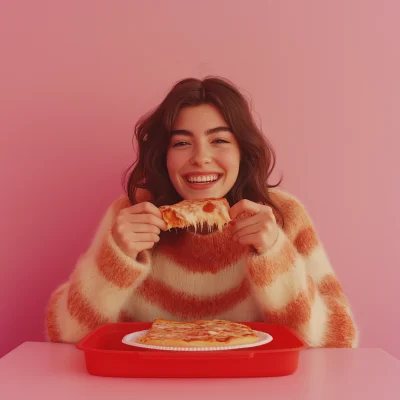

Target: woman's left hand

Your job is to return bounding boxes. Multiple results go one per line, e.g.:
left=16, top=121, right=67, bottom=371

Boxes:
left=229, top=199, right=279, bottom=254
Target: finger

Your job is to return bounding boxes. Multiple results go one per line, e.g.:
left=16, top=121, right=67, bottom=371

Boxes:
left=129, top=223, right=160, bottom=235
left=232, top=206, right=275, bottom=233
left=229, top=199, right=263, bottom=220
left=231, top=213, right=261, bottom=235
left=126, top=241, right=155, bottom=255
left=236, top=233, right=261, bottom=247
left=125, top=202, right=164, bottom=219
left=137, top=242, right=156, bottom=251
left=232, top=221, right=263, bottom=240
left=131, top=232, right=160, bottom=243
left=127, top=213, right=167, bottom=231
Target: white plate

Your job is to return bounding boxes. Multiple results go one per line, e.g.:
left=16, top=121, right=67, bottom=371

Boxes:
left=122, top=329, right=273, bottom=351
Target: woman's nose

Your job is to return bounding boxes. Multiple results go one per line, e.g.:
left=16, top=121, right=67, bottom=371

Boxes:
left=189, top=145, right=212, bottom=166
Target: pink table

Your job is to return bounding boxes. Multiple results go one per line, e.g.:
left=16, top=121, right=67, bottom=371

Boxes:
left=0, top=342, right=399, bottom=400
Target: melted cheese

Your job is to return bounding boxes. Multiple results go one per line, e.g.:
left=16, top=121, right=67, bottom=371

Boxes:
left=160, top=198, right=231, bottom=232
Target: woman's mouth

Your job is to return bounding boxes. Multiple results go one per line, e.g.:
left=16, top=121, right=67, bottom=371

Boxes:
left=183, top=174, right=222, bottom=189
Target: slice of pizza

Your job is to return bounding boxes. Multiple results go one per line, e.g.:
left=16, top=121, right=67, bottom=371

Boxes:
left=159, top=198, right=231, bottom=232
left=136, top=318, right=259, bottom=348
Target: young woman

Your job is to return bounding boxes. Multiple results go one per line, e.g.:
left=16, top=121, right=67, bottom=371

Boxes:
left=46, top=77, right=358, bottom=348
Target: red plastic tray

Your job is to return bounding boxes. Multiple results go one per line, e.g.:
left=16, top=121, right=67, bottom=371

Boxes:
left=76, top=322, right=307, bottom=378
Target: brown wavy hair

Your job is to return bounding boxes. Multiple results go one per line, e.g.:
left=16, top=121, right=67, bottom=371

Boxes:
left=123, top=76, right=284, bottom=223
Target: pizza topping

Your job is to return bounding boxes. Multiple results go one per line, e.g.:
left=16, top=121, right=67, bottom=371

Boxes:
left=159, top=198, right=231, bottom=232
left=202, top=202, right=216, bottom=213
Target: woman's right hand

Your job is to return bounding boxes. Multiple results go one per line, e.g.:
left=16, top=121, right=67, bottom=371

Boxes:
left=112, top=202, right=168, bottom=259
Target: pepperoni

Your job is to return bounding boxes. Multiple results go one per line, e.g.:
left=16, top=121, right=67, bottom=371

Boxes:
left=202, top=202, right=216, bottom=213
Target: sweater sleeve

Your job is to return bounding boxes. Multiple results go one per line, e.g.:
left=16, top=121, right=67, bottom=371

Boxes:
left=45, top=196, right=152, bottom=344
left=246, top=192, right=359, bottom=348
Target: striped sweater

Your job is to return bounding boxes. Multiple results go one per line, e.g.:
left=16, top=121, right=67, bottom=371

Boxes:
left=45, top=189, right=358, bottom=347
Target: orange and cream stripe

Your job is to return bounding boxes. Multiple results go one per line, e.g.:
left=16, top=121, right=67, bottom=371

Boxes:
left=45, top=197, right=152, bottom=343
left=250, top=190, right=359, bottom=347
left=45, top=188, right=358, bottom=348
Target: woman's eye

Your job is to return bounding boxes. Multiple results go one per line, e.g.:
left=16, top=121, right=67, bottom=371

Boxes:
left=213, top=139, right=230, bottom=144
left=172, top=141, right=189, bottom=147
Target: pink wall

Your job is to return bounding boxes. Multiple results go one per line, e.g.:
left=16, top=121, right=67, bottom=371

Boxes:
left=1, top=1, right=399, bottom=358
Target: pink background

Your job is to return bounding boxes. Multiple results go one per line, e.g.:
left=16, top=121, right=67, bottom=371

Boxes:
left=1, top=1, right=399, bottom=359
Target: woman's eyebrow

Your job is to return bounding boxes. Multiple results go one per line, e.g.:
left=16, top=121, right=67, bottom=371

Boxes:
left=171, top=126, right=231, bottom=136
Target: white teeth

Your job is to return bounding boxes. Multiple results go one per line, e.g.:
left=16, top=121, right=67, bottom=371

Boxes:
left=187, top=174, right=219, bottom=183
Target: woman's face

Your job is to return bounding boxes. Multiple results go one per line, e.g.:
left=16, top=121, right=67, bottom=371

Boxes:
left=166, top=104, right=241, bottom=200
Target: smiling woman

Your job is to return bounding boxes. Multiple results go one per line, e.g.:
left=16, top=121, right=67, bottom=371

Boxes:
left=124, top=77, right=282, bottom=216
left=167, top=104, right=241, bottom=201
left=45, top=76, right=359, bottom=349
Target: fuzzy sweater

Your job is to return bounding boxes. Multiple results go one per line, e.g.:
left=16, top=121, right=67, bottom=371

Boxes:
left=45, top=189, right=358, bottom=348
